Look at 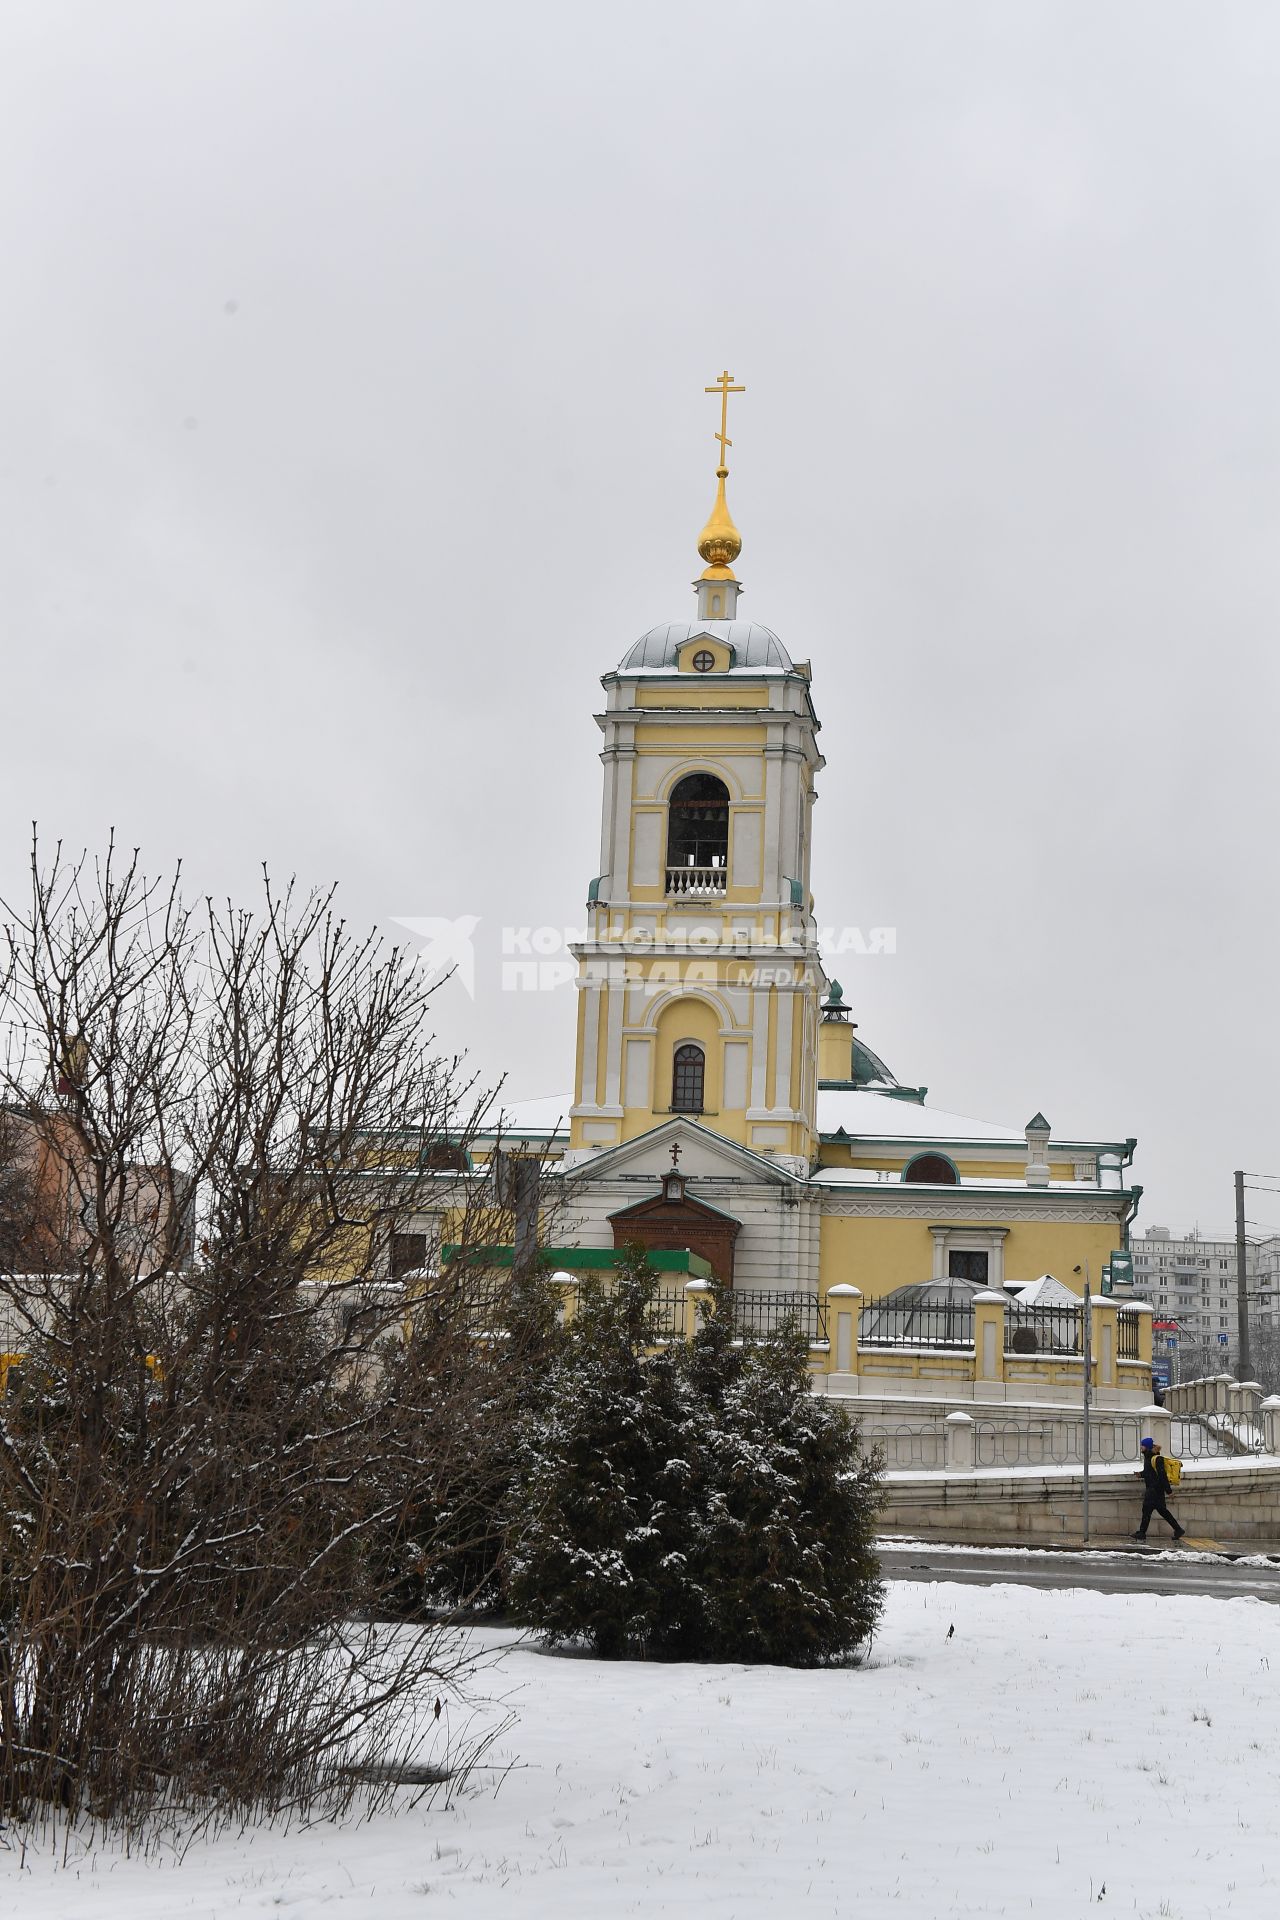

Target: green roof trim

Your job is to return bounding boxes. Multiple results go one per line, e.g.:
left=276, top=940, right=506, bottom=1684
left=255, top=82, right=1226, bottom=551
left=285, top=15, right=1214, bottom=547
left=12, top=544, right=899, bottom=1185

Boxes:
left=441, top=1244, right=712, bottom=1276
left=1026, top=1112, right=1051, bottom=1132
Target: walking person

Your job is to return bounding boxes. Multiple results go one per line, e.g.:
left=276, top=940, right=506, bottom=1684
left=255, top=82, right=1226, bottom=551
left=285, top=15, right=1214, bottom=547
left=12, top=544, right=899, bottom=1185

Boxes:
left=1132, top=1437, right=1185, bottom=1542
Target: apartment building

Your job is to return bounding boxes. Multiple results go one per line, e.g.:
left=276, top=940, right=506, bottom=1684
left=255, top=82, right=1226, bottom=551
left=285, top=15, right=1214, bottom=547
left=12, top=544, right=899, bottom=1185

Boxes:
left=1133, top=1223, right=1280, bottom=1370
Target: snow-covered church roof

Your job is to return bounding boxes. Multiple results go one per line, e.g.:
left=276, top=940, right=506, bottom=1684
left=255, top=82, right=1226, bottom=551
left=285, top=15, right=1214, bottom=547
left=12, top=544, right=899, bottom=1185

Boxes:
left=616, top=622, right=794, bottom=673
left=814, top=1088, right=1025, bottom=1143
left=489, top=1089, right=1124, bottom=1156
left=491, top=1089, right=1021, bottom=1147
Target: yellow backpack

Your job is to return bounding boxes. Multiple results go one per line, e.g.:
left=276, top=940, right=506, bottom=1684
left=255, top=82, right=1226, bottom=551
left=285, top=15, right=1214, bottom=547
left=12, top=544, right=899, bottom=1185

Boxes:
left=1164, top=1456, right=1182, bottom=1488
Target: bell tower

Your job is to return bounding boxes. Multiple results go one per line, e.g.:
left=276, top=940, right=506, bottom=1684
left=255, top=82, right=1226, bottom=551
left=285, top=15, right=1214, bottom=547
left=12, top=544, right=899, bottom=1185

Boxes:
left=568, top=376, right=827, bottom=1172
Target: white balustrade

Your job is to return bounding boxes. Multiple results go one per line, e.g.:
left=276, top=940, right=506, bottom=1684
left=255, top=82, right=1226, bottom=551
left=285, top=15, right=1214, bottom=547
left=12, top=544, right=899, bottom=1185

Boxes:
left=666, top=865, right=727, bottom=898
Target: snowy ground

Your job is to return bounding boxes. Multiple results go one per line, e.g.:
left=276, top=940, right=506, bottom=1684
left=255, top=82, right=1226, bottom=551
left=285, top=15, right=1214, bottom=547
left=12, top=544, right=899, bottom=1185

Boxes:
left=7, top=1581, right=1280, bottom=1919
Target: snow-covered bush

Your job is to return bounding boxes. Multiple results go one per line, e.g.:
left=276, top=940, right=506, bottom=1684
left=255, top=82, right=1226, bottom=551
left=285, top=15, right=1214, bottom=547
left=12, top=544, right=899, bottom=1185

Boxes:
left=505, top=1246, right=701, bottom=1657
left=506, top=1251, right=884, bottom=1664
left=681, top=1294, right=885, bottom=1663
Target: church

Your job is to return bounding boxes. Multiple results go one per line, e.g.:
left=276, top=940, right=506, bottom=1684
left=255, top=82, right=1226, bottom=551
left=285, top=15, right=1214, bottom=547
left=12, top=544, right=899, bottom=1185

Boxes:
left=463, top=377, right=1145, bottom=1386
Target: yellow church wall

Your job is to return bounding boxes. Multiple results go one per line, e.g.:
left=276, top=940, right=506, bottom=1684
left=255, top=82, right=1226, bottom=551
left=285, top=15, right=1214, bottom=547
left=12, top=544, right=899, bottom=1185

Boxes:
left=819, top=1215, right=935, bottom=1296
left=1000, top=1221, right=1124, bottom=1291
left=634, top=684, right=767, bottom=709
left=818, top=1214, right=1127, bottom=1300
left=633, top=723, right=769, bottom=754
left=617, top=987, right=751, bottom=1148
left=655, top=994, right=721, bottom=1106
left=815, top=1143, right=1092, bottom=1183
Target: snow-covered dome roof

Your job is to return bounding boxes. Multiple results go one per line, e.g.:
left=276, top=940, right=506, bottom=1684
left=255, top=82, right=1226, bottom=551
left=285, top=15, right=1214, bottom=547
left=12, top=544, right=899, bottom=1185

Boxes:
left=617, top=622, right=794, bottom=672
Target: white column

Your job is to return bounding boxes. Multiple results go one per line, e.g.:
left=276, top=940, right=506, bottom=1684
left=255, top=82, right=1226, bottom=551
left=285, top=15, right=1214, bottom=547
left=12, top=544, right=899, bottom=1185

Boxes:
left=827, top=1282, right=860, bottom=1374
left=602, top=980, right=625, bottom=1107
left=577, top=981, right=602, bottom=1107
left=750, top=986, right=770, bottom=1108
left=945, top=1411, right=975, bottom=1471
left=772, top=985, right=794, bottom=1113
left=611, top=748, right=637, bottom=902
left=762, top=746, right=783, bottom=902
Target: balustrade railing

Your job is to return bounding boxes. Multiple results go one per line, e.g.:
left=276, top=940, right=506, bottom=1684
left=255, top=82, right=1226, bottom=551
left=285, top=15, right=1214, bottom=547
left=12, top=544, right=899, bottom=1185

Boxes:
left=666, top=864, right=727, bottom=898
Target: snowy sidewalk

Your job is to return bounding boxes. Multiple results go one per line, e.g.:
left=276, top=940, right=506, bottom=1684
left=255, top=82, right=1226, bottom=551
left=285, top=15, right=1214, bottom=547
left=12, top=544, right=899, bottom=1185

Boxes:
left=8, top=1581, right=1280, bottom=1918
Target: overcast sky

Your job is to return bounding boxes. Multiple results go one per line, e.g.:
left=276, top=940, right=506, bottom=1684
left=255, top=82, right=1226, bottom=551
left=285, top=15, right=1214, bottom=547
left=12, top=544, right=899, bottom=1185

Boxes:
left=2, top=1, right=1277, bottom=1236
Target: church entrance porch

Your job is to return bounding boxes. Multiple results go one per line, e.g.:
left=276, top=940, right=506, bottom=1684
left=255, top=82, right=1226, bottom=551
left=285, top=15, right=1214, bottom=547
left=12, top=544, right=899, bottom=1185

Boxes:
left=608, top=1164, right=741, bottom=1286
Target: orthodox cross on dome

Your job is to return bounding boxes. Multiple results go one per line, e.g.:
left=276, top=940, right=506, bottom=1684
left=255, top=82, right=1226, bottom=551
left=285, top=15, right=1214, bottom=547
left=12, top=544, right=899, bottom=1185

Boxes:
left=697, top=370, right=745, bottom=583
left=669, top=1140, right=682, bottom=1167
left=704, top=369, right=746, bottom=477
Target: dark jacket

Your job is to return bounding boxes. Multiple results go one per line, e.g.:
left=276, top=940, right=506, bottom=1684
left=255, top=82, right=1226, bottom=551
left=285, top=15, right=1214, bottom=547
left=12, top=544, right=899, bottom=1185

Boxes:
left=1141, top=1453, right=1170, bottom=1496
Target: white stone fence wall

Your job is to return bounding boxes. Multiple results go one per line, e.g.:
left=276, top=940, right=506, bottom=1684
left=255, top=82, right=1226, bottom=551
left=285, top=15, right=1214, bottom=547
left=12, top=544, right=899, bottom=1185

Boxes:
left=1163, top=1372, right=1269, bottom=1419
left=857, top=1395, right=1280, bottom=1471
left=857, top=1404, right=1154, bottom=1471
left=1157, top=1373, right=1280, bottom=1460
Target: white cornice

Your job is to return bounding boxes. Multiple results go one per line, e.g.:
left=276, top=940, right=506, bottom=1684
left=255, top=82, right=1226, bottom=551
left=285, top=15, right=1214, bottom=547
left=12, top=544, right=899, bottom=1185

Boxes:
left=817, top=1191, right=1129, bottom=1223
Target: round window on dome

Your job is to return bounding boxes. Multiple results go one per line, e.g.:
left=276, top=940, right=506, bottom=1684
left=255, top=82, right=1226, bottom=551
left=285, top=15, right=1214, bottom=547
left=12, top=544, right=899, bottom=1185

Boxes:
left=692, top=649, right=716, bottom=673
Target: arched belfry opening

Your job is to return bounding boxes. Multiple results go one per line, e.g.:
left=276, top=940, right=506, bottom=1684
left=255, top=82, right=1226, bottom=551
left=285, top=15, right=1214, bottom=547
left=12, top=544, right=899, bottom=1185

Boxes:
left=666, top=773, right=729, bottom=897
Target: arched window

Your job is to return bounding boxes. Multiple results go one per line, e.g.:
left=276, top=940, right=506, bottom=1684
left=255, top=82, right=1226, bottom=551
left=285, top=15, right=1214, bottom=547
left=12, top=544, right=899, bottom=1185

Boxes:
left=667, top=773, right=730, bottom=894
left=671, top=1044, right=706, bottom=1114
left=423, top=1141, right=469, bottom=1172
left=903, top=1153, right=958, bottom=1185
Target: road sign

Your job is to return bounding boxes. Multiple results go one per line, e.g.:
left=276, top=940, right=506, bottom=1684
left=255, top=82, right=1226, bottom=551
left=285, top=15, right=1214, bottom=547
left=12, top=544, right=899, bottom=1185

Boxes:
left=1151, top=1359, right=1172, bottom=1390
left=1218, top=1332, right=1230, bottom=1346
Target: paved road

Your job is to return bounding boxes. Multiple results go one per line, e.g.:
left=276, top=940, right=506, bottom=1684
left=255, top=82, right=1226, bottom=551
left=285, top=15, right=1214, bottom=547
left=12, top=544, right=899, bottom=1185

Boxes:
left=879, top=1544, right=1280, bottom=1603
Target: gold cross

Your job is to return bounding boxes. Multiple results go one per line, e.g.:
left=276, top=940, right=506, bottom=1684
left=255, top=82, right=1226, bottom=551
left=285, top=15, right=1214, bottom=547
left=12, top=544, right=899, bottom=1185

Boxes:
left=705, top=369, right=745, bottom=472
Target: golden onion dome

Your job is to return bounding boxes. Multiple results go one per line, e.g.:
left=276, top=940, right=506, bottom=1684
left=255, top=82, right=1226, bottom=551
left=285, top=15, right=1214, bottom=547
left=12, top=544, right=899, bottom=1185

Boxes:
left=697, top=467, right=742, bottom=578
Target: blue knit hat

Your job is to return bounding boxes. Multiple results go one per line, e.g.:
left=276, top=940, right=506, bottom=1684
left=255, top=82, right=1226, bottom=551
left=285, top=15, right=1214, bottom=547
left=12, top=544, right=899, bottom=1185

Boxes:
left=1140, top=1437, right=1155, bottom=1450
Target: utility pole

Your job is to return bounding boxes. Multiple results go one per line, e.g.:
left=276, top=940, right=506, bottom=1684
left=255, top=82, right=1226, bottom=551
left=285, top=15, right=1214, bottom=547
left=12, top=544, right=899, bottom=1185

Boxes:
left=1075, top=1260, right=1092, bottom=1545
left=1090, top=1274, right=1097, bottom=1543
left=1235, top=1169, right=1250, bottom=1379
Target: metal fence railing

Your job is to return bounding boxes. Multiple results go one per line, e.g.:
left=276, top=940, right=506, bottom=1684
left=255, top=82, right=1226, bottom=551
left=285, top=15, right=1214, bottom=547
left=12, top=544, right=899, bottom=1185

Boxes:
left=859, top=1302, right=975, bottom=1349
left=1004, top=1305, right=1081, bottom=1356
left=1117, top=1312, right=1141, bottom=1360
left=973, top=1415, right=1143, bottom=1469
left=1169, top=1413, right=1267, bottom=1459
left=859, top=1424, right=946, bottom=1469
left=648, top=1289, right=688, bottom=1343
left=723, top=1290, right=828, bottom=1346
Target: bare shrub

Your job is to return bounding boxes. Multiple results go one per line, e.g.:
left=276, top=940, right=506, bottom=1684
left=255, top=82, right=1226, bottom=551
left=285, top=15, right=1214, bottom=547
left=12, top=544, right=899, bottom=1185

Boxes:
left=0, top=835, right=541, bottom=1839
